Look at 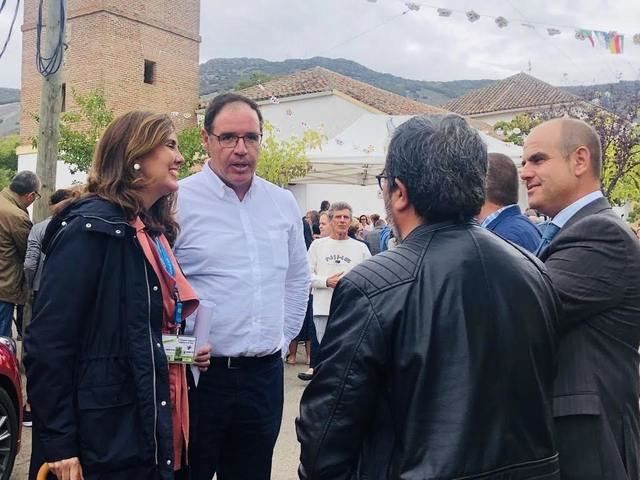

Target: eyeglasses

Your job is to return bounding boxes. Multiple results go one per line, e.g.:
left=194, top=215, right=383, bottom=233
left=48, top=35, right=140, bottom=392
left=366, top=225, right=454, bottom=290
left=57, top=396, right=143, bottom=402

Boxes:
left=210, top=132, right=262, bottom=149
left=376, top=173, right=389, bottom=191
left=33, top=191, right=41, bottom=200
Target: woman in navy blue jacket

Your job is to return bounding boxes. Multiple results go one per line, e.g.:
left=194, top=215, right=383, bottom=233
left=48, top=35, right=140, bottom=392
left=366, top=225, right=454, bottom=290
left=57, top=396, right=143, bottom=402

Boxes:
left=25, top=111, right=210, bottom=480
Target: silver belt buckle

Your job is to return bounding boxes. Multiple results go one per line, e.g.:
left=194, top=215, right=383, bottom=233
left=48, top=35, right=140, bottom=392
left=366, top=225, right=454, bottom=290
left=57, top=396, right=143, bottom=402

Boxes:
left=227, top=357, right=240, bottom=369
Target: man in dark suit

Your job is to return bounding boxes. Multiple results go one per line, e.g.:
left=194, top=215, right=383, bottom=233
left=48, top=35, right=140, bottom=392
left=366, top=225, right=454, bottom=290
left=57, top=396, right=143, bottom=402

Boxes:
left=522, top=117, right=640, bottom=480
left=478, top=152, right=541, bottom=252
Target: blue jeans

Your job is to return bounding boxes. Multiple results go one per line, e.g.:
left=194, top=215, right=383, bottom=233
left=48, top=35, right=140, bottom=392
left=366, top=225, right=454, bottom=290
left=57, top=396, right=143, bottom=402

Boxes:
left=191, top=355, right=284, bottom=480
left=0, top=302, right=14, bottom=338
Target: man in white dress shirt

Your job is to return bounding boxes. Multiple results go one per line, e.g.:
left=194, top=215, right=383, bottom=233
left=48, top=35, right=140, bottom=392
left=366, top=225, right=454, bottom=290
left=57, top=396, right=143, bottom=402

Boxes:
left=174, top=93, right=310, bottom=480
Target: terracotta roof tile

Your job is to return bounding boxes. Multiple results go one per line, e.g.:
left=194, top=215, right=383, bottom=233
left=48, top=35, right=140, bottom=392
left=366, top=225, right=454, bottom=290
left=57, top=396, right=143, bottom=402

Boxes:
left=198, top=67, right=497, bottom=135
left=443, top=72, right=577, bottom=116
left=226, top=67, right=448, bottom=115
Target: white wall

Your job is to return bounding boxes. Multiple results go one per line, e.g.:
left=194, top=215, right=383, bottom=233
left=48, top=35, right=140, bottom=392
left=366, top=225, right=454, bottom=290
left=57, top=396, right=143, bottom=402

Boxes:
left=288, top=183, right=385, bottom=218
left=18, top=153, right=87, bottom=189
left=613, top=203, right=631, bottom=220
left=471, top=106, right=556, bottom=127
left=259, top=93, right=372, bottom=141
left=260, top=93, right=385, bottom=216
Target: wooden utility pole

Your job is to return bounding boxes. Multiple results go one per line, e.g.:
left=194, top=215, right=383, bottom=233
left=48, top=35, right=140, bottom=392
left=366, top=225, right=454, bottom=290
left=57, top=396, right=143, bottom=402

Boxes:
left=34, top=0, right=67, bottom=222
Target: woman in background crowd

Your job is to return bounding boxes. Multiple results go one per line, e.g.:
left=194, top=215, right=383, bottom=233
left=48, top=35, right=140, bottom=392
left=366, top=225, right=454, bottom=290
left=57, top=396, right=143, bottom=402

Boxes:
left=318, top=211, right=332, bottom=238
left=359, top=214, right=373, bottom=232
left=287, top=217, right=315, bottom=365
left=25, top=111, right=211, bottom=480
left=306, top=210, right=320, bottom=238
left=349, top=217, right=368, bottom=243
left=298, top=210, right=333, bottom=382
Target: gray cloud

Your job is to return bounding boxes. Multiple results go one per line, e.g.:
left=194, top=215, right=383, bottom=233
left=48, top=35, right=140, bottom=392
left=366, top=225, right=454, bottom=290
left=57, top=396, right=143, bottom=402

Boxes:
left=1, top=0, right=639, bottom=89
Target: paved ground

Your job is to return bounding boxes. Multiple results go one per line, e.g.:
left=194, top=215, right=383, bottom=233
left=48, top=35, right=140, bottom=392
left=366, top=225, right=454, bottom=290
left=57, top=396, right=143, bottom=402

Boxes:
left=11, top=349, right=311, bottom=480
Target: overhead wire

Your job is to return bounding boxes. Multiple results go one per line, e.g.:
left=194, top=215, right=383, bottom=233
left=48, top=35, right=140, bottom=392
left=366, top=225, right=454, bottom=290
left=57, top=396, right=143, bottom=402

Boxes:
left=0, top=0, right=20, bottom=60
left=402, top=1, right=638, bottom=35
left=394, top=0, right=637, bottom=86
left=502, top=0, right=617, bottom=85
left=317, top=7, right=411, bottom=56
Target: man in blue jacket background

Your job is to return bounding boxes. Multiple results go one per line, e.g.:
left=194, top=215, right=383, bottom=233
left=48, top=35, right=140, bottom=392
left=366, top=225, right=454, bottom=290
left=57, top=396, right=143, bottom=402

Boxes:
left=479, top=152, right=541, bottom=252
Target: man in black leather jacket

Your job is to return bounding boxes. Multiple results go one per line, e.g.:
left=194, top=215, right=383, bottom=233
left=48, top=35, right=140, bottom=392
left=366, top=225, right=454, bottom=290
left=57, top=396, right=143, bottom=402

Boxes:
left=297, top=114, right=562, bottom=480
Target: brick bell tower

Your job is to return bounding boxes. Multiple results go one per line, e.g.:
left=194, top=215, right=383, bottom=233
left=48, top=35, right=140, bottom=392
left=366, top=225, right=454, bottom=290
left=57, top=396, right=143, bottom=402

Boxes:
left=19, top=0, right=201, bottom=146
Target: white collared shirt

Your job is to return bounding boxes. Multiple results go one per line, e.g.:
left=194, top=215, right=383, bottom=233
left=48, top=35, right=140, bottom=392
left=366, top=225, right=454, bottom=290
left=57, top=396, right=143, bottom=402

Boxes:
left=550, top=190, right=604, bottom=229
left=174, top=162, right=310, bottom=357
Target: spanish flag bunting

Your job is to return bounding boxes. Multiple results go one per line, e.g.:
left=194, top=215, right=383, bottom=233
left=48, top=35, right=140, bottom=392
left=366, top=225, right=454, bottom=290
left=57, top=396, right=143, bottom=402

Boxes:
left=609, top=33, right=624, bottom=54
left=366, top=1, right=636, bottom=54
left=575, top=29, right=595, bottom=47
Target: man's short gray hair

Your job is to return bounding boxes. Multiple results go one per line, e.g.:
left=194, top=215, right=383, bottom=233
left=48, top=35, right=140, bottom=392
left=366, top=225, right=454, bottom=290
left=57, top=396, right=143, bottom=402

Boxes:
left=385, top=114, right=487, bottom=222
left=328, top=201, right=353, bottom=219
left=10, top=171, right=41, bottom=196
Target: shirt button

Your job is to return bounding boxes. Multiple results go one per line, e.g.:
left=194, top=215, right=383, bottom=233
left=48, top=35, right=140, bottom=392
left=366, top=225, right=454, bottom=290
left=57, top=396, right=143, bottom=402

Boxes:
left=115, top=229, right=122, bottom=234
left=166, top=460, right=172, bottom=466
left=85, top=223, right=92, bottom=228
left=61, top=221, right=67, bottom=226
left=152, top=286, right=159, bottom=291
left=157, top=342, right=162, bottom=348
left=161, top=400, right=167, bottom=406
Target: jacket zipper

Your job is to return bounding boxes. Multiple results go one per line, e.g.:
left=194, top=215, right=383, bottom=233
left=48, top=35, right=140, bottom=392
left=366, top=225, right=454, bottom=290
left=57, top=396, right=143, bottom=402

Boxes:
left=82, top=215, right=130, bottom=227
left=142, top=251, right=159, bottom=465
left=51, top=213, right=161, bottom=463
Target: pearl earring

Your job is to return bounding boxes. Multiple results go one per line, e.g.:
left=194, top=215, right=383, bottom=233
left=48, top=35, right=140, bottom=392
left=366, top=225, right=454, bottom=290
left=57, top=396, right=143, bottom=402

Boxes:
left=133, top=163, right=141, bottom=171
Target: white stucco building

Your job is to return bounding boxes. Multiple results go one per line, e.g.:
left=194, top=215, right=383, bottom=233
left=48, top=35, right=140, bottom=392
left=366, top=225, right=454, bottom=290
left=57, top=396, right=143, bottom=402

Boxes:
left=220, top=67, right=500, bottom=216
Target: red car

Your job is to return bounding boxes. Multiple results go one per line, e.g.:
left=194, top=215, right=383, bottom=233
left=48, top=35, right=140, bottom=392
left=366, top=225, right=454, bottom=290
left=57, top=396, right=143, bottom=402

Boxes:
left=0, top=337, right=22, bottom=479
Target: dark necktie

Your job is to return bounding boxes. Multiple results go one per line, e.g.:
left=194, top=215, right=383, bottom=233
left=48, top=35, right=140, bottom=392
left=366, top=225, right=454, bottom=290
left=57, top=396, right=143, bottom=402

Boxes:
left=535, top=223, right=560, bottom=257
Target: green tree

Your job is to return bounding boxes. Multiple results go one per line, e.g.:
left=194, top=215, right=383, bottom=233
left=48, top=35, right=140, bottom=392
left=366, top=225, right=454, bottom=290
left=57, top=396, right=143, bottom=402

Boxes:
left=32, top=88, right=114, bottom=174
left=257, top=122, right=325, bottom=186
left=178, top=122, right=326, bottom=186
left=494, top=95, right=640, bottom=205
left=0, top=134, right=19, bottom=189
left=627, top=202, right=640, bottom=224
left=177, top=126, right=206, bottom=178
left=493, top=114, right=542, bottom=146
left=234, top=72, right=274, bottom=91
left=58, top=89, right=114, bottom=174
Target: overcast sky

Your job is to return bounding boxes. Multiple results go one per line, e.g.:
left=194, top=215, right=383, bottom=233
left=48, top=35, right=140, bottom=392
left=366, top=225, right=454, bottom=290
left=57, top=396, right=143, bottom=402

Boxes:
left=1, top=0, right=639, bottom=89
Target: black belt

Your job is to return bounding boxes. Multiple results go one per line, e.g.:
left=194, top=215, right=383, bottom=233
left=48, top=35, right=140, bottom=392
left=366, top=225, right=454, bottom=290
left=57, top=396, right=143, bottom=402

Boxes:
left=210, top=351, right=281, bottom=369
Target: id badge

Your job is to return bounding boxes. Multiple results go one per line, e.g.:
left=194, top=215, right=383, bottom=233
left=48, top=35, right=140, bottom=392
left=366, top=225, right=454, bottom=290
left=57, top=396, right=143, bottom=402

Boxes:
left=162, top=334, right=196, bottom=364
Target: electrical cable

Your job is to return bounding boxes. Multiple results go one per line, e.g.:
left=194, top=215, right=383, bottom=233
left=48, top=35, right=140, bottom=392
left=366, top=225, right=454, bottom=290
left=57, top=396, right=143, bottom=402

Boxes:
left=318, top=8, right=411, bottom=56
left=0, top=0, right=20, bottom=60
left=36, top=0, right=65, bottom=77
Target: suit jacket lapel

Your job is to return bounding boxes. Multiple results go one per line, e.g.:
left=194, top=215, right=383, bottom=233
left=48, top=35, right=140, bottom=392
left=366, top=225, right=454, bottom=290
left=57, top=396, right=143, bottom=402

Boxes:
left=539, top=197, right=611, bottom=262
left=561, top=196, right=611, bottom=232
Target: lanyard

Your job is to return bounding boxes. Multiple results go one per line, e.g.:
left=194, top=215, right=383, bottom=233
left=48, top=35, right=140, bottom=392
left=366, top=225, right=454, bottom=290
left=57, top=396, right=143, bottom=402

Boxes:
left=152, top=237, right=183, bottom=329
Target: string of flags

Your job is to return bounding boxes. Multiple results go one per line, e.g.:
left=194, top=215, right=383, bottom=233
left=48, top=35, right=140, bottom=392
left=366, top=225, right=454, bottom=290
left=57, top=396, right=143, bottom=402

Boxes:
left=387, top=2, right=640, bottom=55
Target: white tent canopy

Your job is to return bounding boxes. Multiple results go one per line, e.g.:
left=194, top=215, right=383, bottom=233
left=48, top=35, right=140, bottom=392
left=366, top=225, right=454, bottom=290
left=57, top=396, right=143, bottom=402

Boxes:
left=295, top=114, right=523, bottom=186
